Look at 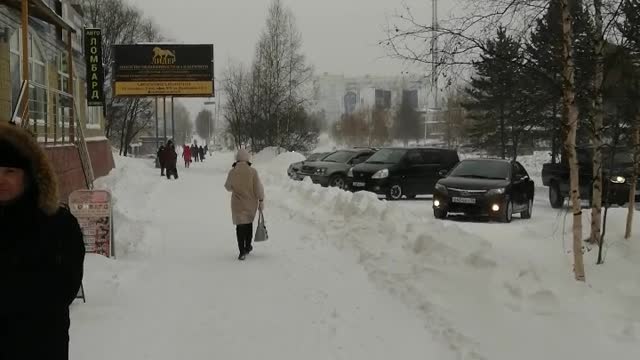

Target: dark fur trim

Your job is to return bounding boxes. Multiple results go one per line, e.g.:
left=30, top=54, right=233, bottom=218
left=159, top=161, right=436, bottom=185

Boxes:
left=0, top=122, right=59, bottom=215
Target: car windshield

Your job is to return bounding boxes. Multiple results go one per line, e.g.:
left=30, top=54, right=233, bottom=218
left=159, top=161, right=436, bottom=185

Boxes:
left=322, top=151, right=354, bottom=163
left=603, top=150, right=633, bottom=165
left=306, top=153, right=326, bottom=161
left=449, top=160, right=511, bottom=180
left=365, top=149, right=407, bottom=164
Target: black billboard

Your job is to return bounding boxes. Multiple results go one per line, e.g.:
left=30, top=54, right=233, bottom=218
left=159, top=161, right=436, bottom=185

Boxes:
left=84, top=28, right=104, bottom=106
left=112, top=44, right=214, bottom=97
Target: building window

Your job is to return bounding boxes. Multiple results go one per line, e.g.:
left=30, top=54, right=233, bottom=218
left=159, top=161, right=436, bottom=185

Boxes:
left=9, top=30, right=48, bottom=122
left=88, top=106, right=102, bottom=127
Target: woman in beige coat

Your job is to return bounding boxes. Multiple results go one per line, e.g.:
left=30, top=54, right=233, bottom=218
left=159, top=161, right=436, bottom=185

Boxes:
left=224, top=149, right=265, bottom=260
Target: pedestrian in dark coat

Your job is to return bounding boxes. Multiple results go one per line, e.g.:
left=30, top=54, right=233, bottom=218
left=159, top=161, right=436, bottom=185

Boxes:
left=191, top=144, right=199, bottom=162
left=157, top=145, right=166, bottom=175
left=165, top=141, right=179, bottom=180
left=199, top=146, right=206, bottom=161
left=0, top=122, right=85, bottom=360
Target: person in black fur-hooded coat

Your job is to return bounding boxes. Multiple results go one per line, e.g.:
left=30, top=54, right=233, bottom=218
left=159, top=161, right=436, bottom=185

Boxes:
left=0, top=122, right=85, bottom=360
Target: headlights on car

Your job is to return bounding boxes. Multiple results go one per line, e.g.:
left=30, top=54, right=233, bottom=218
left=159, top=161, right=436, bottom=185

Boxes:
left=347, top=168, right=354, bottom=177
left=315, top=168, right=327, bottom=175
left=610, top=176, right=626, bottom=184
left=487, top=188, right=506, bottom=196
left=372, top=169, right=389, bottom=179
left=435, top=183, right=448, bottom=193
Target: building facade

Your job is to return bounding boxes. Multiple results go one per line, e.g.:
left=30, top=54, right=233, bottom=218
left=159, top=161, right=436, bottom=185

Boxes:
left=0, top=0, right=114, bottom=201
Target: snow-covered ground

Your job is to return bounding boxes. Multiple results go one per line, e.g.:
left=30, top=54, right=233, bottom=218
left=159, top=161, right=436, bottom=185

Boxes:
left=70, top=149, right=640, bottom=360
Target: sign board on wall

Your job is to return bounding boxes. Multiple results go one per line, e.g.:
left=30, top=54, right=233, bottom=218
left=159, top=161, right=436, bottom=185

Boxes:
left=69, top=190, right=114, bottom=258
left=83, top=28, right=105, bottom=106
left=112, top=44, right=214, bottom=97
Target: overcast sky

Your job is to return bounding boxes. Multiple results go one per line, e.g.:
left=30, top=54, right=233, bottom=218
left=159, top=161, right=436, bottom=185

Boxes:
left=126, top=0, right=457, bottom=115
left=127, top=0, right=452, bottom=76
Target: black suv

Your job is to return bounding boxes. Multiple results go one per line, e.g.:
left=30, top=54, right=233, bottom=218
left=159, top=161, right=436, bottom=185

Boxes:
left=298, top=148, right=376, bottom=188
left=348, top=147, right=460, bottom=200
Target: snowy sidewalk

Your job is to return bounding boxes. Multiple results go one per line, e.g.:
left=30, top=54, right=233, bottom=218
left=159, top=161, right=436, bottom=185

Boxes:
left=70, top=155, right=452, bottom=360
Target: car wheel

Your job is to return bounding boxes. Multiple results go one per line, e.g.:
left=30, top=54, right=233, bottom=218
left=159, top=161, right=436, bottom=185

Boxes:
left=386, top=184, right=403, bottom=201
left=329, top=175, right=346, bottom=189
left=521, top=198, right=533, bottom=219
left=499, top=198, right=513, bottom=223
left=434, top=208, right=448, bottom=219
left=549, top=182, right=564, bottom=209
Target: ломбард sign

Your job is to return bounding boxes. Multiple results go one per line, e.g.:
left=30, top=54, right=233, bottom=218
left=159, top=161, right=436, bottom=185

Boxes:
left=84, top=28, right=105, bottom=106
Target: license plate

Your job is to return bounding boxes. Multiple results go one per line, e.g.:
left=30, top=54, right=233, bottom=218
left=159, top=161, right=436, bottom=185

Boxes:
left=452, top=197, right=476, bottom=204
left=352, top=182, right=365, bottom=187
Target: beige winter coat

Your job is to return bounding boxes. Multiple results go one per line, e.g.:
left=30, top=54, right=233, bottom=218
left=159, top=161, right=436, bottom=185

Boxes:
left=224, top=161, right=265, bottom=225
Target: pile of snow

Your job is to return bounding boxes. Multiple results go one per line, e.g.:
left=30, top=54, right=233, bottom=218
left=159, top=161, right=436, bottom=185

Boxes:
left=259, top=151, right=640, bottom=360
left=94, top=154, right=160, bottom=257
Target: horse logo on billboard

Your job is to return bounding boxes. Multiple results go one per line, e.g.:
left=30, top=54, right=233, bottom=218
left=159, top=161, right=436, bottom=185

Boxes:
left=152, top=47, right=176, bottom=65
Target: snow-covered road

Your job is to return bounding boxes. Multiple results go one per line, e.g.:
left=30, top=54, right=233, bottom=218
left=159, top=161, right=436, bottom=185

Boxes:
left=69, top=150, right=640, bottom=360
left=69, top=153, right=452, bottom=360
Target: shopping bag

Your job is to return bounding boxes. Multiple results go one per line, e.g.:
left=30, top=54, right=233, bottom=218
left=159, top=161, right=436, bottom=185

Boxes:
left=254, top=211, right=269, bottom=242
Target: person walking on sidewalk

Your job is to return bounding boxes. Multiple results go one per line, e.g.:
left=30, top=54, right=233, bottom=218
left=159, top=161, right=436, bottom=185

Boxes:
left=191, top=144, right=199, bottom=163
left=157, top=144, right=166, bottom=176
left=224, top=149, right=265, bottom=260
left=0, top=122, right=85, bottom=360
left=183, top=145, right=192, bottom=168
left=165, top=141, right=179, bottom=180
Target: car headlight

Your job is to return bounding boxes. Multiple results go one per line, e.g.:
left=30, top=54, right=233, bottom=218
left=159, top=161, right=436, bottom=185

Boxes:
left=435, top=183, right=448, bottom=193
left=372, top=169, right=389, bottom=179
left=315, top=168, right=327, bottom=175
left=610, top=176, right=626, bottom=184
left=487, top=188, right=506, bottom=196
left=347, top=168, right=354, bottom=177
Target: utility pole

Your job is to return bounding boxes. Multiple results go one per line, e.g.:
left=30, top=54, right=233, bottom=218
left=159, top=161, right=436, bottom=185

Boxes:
left=425, top=0, right=439, bottom=144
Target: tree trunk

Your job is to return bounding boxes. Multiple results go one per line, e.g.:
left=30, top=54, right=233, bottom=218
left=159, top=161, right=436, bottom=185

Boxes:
left=551, top=102, right=558, bottom=164
left=626, top=123, right=640, bottom=239
left=560, top=0, right=585, bottom=281
left=500, top=105, right=506, bottom=159
left=590, top=0, right=605, bottom=246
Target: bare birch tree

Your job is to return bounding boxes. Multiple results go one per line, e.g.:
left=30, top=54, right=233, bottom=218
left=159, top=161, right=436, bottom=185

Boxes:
left=560, top=0, right=586, bottom=280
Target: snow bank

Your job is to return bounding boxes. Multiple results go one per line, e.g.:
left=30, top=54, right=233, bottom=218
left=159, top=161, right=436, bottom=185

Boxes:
left=94, top=154, right=160, bottom=257
left=258, top=151, right=640, bottom=360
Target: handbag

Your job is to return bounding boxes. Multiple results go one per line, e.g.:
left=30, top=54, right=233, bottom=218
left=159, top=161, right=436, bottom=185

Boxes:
left=254, top=210, right=269, bottom=242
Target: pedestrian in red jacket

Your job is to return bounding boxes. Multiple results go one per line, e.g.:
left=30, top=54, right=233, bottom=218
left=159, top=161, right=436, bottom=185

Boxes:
left=183, top=145, right=192, bottom=168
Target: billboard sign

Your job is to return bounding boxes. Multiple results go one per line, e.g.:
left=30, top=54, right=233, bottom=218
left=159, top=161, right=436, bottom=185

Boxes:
left=83, top=28, right=105, bottom=106
left=113, top=44, right=214, bottom=97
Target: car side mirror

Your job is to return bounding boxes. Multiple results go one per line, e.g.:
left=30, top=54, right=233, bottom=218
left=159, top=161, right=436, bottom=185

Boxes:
left=438, top=169, right=448, bottom=178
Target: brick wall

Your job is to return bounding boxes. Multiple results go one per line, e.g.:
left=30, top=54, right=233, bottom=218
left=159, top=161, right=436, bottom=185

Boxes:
left=44, top=139, right=115, bottom=204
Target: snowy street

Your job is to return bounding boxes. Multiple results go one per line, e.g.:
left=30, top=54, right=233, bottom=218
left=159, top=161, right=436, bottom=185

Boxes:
left=69, top=152, right=451, bottom=360
left=70, top=151, right=640, bottom=360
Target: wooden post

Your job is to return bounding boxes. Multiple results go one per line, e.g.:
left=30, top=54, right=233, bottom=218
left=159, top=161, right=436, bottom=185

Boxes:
left=21, top=0, right=29, bottom=124
left=67, top=31, right=75, bottom=143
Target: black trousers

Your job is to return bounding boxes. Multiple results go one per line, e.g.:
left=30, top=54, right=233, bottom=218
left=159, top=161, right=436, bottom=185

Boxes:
left=166, top=168, right=178, bottom=179
left=236, top=224, right=253, bottom=255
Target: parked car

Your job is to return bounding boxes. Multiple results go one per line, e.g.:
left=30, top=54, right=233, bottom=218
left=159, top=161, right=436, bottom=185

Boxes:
left=542, top=146, right=640, bottom=208
left=432, top=159, right=535, bottom=222
left=288, top=152, right=331, bottom=180
left=299, top=148, right=376, bottom=188
left=348, top=147, right=460, bottom=200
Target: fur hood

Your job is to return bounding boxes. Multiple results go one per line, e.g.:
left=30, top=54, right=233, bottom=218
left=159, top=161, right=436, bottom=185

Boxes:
left=0, top=122, right=59, bottom=215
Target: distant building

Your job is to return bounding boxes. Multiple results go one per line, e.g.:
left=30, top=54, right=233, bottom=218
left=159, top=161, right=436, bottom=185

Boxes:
left=311, top=73, right=429, bottom=122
